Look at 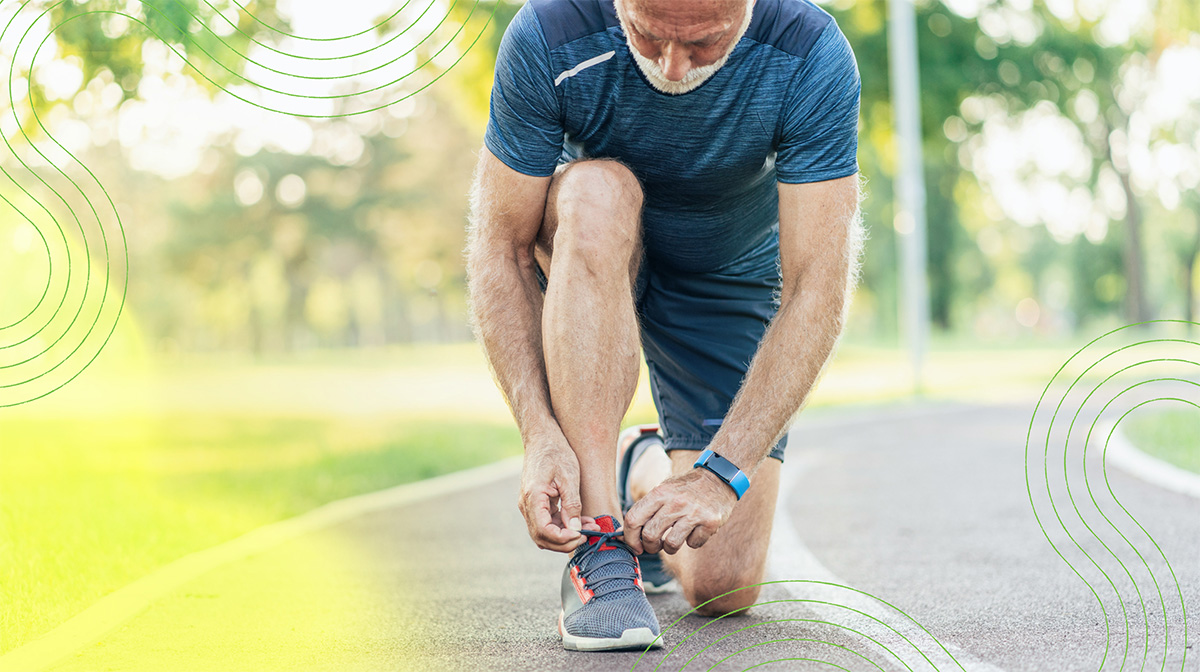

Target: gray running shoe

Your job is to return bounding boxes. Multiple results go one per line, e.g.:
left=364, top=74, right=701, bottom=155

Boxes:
left=634, top=552, right=677, bottom=595
left=559, top=514, right=663, bottom=651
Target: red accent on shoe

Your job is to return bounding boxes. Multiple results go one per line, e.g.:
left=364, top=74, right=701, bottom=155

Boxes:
left=639, top=425, right=660, bottom=434
left=590, top=515, right=621, bottom=551
left=569, top=565, right=594, bottom=605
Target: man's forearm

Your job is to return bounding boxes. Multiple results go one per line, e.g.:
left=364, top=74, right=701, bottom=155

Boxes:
left=707, top=276, right=847, bottom=479
left=704, top=175, right=863, bottom=481
left=466, top=242, right=563, bottom=446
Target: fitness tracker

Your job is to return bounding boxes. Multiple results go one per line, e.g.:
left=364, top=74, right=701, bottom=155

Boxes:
left=693, top=449, right=750, bottom=500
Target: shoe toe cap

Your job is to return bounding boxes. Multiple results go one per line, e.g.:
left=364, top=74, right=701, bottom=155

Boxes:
left=563, top=595, right=661, bottom=638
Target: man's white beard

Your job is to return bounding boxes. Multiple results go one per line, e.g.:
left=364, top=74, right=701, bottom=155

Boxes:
left=629, top=47, right=730, bottom=94
left=625, top=2, right=753, bottom=95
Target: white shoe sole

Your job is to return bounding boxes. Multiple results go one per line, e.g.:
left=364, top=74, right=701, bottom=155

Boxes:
left=558, top=610, right=663, bottom=651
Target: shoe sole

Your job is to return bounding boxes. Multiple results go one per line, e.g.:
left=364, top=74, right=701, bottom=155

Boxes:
left=558, top=610, right=663, bottom=651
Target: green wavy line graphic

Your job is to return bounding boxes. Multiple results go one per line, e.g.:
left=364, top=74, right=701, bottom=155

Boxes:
left=1025, top=320, right=1194, bottom=671
left=626, top=580, right=971, bottom=672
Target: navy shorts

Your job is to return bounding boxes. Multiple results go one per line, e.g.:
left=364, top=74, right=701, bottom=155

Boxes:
left=536, top=228, right=788, bottom=463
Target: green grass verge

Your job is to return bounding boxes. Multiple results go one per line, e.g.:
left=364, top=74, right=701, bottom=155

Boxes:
left=1123, top=408, right=1200, bottom=475
left=0, top=414, right=522, bottom=655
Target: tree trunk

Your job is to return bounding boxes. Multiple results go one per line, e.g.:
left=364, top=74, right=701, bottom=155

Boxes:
left=1117, top=168, right=1151, bottom=323
left=1187, top=210, right=1200, bottom=329
left=1185, top=256, right=1196, bottom=324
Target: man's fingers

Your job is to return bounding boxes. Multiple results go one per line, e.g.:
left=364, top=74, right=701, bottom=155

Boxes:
left=529, top=490, right=554, bottom=533
left=640, top=507, right=681, bottom=555
left=539, top=513, right=596, bottom=553
left=529, top=489, right=580, bottom=548
left=662, top=521, right=694, bottom=555
left=541, top=514, right=581, bottom=544
left=516, top=447, right=587, bottom=554
left=557, top=480, right=583, bottom=532
left=686, top=525, right=712, bottom=549
left=540, top=534, right=588, bottom=553
left=623, top=498, right=661, bottom=555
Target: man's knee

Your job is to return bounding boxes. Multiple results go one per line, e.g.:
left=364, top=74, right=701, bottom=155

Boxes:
left=554, top=159, right=643, bottom=217
left=550, top=160, right=643, bottom=273
left=681, top=571, right=764, bottom=618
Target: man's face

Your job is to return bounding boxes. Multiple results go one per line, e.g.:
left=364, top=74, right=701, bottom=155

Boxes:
left=616, top=0, right=754, bottom=95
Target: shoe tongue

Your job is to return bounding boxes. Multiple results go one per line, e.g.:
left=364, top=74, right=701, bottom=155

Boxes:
left=589, top=515, right=620, bottom=551
left=580, top=515, right=639, bottom=600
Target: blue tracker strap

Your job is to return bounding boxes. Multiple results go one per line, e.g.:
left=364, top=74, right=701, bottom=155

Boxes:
left=693, top=449, right=750, bottom=500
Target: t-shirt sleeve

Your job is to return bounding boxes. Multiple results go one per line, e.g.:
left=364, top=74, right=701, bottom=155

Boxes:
left=775, top=21, right=861, bottom=184
left=484, top=3, right=564, bottom=177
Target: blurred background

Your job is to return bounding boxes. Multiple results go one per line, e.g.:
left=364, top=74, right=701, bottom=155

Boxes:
left=1, top=0, right=1198, bottom=658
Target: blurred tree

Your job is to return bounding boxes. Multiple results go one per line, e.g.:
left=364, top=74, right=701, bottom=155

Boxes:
left=43, top=0, right=286, bottom=111
left=1069, top=232, right=1125, bottom=323
left=14, top=0, right=496, bottom=350
left=958, top=0, right=1200, bottom=326
left=827, top=1, right=1107, bottom=333
left=1186, top=209, right=1200, bottom=325
left=151, top=91, right=481, bottom=351
left=1167, top=192, right=1200, bottom=324
left=438, top=0, right=520, bottom=132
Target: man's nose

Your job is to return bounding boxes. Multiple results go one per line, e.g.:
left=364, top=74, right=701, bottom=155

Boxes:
left=658, top=43, right=691, bottom=81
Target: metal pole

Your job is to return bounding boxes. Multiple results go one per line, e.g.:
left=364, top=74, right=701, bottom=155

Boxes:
left=887, top=0, right=930, bottom=394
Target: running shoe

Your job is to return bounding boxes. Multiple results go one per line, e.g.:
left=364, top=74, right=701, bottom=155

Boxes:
left=559, top=514, right=663, bottom=651
left=616, top=425, right=680, bottom=594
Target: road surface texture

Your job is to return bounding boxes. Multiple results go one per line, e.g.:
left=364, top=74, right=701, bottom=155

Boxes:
left=38, top=401, right=1200, bottom=671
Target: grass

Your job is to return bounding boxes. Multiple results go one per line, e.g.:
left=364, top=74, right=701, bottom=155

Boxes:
left=0, top=413, right=522, bottom=655
left=1123, top=408, right=1200, bottom=475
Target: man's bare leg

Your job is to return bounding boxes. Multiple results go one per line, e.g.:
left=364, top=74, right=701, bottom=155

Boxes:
left=539, top=159, right=644, bottom=519
left=630, top=448, right=782, bottom=616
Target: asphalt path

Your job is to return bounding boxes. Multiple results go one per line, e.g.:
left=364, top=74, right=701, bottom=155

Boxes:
left=40, top=401, right=1200, bottom=671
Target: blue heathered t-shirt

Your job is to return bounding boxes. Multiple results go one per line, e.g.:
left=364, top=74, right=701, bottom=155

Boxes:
left=485, top=0, right=861, bottom=274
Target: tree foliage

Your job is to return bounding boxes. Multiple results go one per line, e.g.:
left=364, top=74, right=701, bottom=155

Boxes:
left=47, top=0, right=288, bottom=102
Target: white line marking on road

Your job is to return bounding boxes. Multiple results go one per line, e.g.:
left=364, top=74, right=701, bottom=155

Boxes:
left=769, top=407, right=1008, bottom=672
left=1104, top=423, right=1200, bottom=500
left=0, top=455, right=524, bottom=672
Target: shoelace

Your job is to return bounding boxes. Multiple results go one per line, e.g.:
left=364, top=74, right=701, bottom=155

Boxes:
left=573, top=528, right=642, bottom=600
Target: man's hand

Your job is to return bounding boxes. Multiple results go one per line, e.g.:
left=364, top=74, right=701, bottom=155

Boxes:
left=622, top=466, right=738, bottom=555
left=518, top=438, right=593, bottom=553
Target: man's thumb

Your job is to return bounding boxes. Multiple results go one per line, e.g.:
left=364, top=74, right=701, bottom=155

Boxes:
left=559, top=486, right=583, bottom=532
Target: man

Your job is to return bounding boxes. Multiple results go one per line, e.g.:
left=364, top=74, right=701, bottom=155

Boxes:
left=465, top=0, right=863, bottom=652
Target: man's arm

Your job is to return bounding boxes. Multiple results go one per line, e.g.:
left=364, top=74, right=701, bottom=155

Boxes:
left=706, top=174, right=864, bottom=477
left=465, top=147, right=590, bottom=553
left=623, top=174, right=864, bottom=554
